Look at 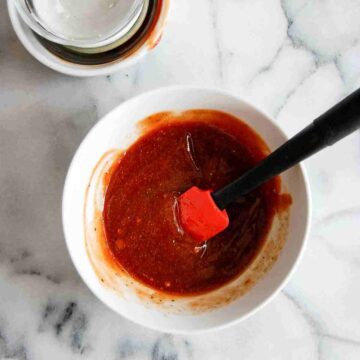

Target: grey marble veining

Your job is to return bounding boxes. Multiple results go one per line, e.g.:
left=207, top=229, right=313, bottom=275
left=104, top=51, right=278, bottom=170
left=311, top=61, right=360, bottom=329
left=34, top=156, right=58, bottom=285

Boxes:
left=1, top=0, right=360, bottom=359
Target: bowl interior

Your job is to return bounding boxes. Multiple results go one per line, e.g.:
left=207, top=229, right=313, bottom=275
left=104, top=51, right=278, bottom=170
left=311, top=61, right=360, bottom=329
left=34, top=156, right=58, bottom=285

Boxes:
left=62, top=87, right=310, bottom=332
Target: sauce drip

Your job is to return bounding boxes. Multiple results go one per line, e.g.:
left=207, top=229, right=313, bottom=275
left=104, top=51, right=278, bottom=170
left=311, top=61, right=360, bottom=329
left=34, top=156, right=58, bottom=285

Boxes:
left=103, top=110, right=288, bottom=295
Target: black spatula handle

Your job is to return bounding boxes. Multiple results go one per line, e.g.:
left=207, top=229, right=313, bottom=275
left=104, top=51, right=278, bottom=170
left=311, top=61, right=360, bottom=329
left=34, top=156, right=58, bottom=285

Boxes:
left=213, top=88, right=360, bottom=210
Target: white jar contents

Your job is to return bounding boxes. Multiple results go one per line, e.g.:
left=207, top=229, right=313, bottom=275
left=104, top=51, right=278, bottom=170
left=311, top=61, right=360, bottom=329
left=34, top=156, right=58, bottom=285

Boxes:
left=30, top=0, right=143, bottom=42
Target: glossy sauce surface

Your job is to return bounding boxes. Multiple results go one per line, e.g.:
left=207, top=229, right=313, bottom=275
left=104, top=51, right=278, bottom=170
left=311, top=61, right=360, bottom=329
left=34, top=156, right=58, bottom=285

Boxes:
left=103, top=110, right=286, bottom=295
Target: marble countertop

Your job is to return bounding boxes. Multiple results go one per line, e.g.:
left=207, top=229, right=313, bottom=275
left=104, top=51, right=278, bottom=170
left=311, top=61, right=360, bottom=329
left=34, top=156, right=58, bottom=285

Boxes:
left=1, top=0, right=360, bottom=359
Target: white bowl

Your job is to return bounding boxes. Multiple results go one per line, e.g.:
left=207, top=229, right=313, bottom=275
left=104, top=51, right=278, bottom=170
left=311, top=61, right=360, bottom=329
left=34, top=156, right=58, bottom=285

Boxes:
left=7, top=0, right=169, bottom=77
left=62, top=86, right=311, bottom=333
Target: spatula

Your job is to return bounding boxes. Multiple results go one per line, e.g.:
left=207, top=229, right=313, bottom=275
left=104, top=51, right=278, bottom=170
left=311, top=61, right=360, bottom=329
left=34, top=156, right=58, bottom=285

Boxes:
left=179, top=88, right=360, bottom=243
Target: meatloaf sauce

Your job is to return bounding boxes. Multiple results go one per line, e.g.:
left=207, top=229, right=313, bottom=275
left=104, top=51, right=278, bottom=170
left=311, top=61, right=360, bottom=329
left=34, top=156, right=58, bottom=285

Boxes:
left=103, top=110, right=289, bottom=295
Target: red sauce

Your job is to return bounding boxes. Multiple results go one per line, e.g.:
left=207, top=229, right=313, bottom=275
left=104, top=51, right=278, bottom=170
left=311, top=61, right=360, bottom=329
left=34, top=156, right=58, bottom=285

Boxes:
left=103, top=110, right=288, bottom=295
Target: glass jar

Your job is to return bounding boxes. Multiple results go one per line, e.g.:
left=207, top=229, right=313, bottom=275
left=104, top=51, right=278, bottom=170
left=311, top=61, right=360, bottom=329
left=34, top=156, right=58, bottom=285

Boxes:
left=12, top=0, right=146, bottom=49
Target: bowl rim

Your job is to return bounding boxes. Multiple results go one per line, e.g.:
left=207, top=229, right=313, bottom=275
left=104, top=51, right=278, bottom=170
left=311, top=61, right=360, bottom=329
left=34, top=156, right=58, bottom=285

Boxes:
left=62, top=85, right=312, bottom=333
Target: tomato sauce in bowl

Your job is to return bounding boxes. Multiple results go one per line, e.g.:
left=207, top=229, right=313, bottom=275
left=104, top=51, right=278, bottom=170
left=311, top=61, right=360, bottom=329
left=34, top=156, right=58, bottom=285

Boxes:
left=102, top=110, right=291, bottom=295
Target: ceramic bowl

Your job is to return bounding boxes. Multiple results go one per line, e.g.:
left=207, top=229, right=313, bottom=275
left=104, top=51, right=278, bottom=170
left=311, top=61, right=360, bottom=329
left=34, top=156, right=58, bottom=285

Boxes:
left=7, top=0, right=169, bottom=77
left=62, top=86, right=311, bottom=333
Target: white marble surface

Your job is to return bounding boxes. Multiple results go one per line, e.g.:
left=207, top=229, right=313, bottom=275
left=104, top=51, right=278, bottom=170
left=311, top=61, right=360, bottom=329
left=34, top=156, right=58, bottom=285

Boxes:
left=1, top=0, right=360, bottom=358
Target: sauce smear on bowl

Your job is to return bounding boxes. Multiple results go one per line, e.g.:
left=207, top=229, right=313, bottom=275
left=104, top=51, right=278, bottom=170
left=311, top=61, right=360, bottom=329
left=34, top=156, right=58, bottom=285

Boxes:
left=103, top=110, right=289, bottom=295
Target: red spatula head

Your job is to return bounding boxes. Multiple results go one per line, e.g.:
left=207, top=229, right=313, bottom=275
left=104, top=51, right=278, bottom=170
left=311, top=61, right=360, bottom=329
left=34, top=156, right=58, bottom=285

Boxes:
left=178, top=186, right=229, bottom=243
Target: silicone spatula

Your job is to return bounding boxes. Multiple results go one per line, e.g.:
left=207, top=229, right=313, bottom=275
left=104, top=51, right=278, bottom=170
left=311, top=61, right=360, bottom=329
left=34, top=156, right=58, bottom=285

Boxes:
left=179, top=88, right=360, bottom=243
